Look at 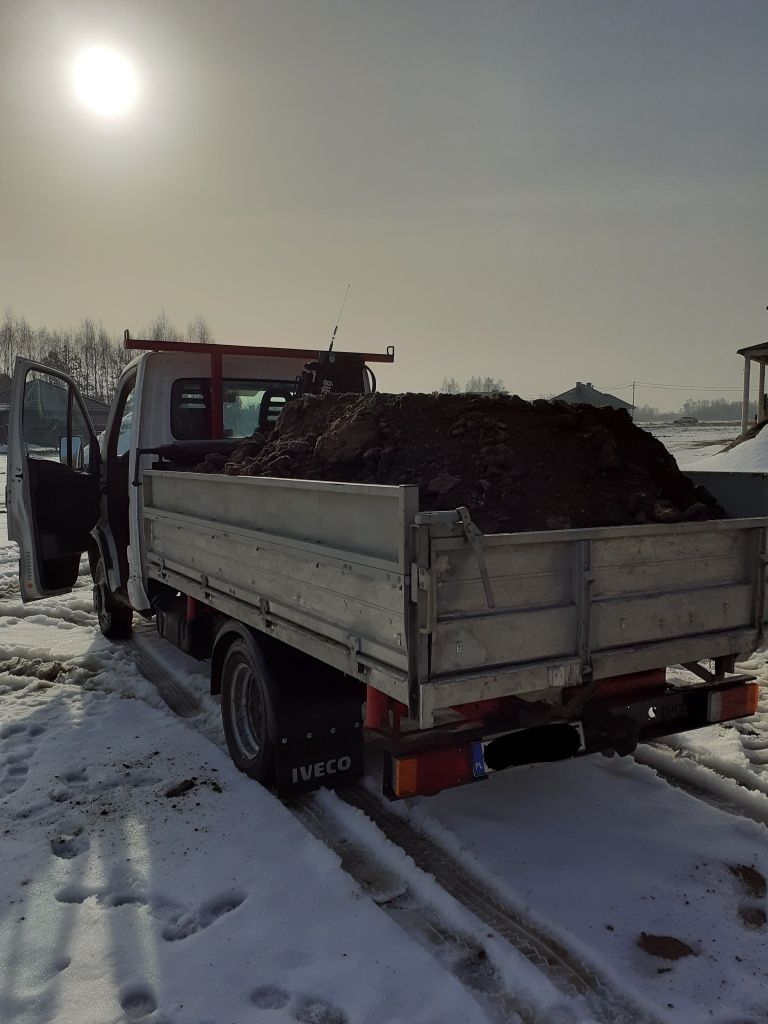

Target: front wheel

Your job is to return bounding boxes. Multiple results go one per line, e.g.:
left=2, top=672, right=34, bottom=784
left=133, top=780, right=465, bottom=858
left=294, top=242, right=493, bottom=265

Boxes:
left=92, top=557, right=133, bottom=640
left=220, top=635, right=278, bottom=785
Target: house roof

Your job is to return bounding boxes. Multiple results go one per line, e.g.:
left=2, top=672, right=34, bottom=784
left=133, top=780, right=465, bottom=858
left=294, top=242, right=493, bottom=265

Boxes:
left=553, top=381, right=634, bottom=410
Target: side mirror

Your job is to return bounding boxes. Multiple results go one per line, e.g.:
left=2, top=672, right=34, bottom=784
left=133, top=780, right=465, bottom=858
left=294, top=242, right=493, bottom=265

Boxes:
left=59, top=435, right=83, bottom=469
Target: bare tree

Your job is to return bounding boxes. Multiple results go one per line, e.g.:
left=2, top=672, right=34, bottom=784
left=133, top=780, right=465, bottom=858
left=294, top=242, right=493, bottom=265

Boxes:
left=0, top=311, right=132, bottom=401
left=438, top=375, right=506, bottom=395
left=187, top=314, right=214, bottom=344
left=0, top=308, right=15, bottom=375
left=464, top=376, right=507, bottom=394
left=146, top=310, right=179, bottom=343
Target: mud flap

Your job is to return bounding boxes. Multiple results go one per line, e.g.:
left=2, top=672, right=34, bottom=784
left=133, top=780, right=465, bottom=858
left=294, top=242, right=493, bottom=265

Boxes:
left=275, top=679, right=364, bottom=798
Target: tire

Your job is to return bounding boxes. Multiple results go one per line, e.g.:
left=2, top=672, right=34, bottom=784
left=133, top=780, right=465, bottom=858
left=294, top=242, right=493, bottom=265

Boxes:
left=220, top=635, right=278, bottom=785
left=92, top=557, right=133, bottom=640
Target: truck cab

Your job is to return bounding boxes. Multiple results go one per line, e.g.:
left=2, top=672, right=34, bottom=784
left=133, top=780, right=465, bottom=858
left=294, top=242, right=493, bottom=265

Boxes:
left=7, top=337, right=390, bottom=637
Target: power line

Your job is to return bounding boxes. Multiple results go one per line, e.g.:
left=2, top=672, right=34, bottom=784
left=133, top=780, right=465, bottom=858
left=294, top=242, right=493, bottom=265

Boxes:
left=600, top=381, right=743, bottom=392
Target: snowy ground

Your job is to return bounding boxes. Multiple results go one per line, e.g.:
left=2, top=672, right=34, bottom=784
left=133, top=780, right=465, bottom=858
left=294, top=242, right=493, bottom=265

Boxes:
left=643, top=422, right=741, bottom=464
left=2, top=431, right=768, bottom=1024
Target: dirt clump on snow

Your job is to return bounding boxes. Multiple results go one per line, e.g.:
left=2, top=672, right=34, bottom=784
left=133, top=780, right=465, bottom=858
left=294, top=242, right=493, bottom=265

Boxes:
left=738, top=906, right=767, bottom=930
left=219, top=393, right=723, bottom=534
left=729, top=864, right=767, bottom=899
left=638, top=932, right=697, bottom=960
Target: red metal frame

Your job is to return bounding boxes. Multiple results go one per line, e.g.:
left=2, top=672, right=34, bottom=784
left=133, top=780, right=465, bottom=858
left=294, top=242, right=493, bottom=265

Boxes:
left=123, top=331, right=395, bottom=441
left=209, top=348, right=224, bottom=439
left=123, top=332, right=395, bottom=363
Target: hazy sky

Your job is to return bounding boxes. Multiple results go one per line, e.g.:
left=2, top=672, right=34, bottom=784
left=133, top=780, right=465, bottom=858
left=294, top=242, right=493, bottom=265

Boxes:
left=1, top=0, right=766, bottom=405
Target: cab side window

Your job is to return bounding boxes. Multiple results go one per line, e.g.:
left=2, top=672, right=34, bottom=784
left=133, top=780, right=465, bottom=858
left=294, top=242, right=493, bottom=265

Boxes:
left=170, top=378, right=295, bottom=440
left=115, top=385, right=135, bottom=458
left=22, top=370, right=95, bottom=472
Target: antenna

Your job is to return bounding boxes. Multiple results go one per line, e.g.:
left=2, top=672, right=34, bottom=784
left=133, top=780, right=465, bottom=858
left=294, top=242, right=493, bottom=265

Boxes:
left=328, top=283, right=351, bottom=352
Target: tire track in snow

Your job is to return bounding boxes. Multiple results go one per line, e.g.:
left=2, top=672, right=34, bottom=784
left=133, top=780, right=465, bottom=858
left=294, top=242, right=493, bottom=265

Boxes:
left=119, top=631, right=200, bottom=719
left=291, top=795, right=542, bottom=1024
left=634, top=741, right=768, bottom=829
left=321, top=786, right=657, bottom=1024
left=126, top=634, right=657, bottom=1024
left=733, top=666, right=768, bottom=770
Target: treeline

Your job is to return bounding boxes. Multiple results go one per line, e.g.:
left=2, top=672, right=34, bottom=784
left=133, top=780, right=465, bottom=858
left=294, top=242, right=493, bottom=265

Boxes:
left=439, top=376, right=506, bottom=394
left=0, top=310, right=213, bottom=402
left=634, top=398, right=754, bottom=422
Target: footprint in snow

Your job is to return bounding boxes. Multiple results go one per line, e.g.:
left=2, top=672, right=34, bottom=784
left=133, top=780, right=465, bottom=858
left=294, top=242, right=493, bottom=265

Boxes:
left=0, top=721, right=47, bottom=797
left=250, top=988, right=348, bottom=1024
left=119, top=984, right=157, bottom=1020
left=50, top=825, right=89, bottom=860
left=108, top=891, right=148, bottom=908
left=0, top=723, right=28, bottom=739
left=161, top=889, right=246, bottom=942
left=250, top=985, right=290, bottom=1010
left=293, top=997, right=349, bottom=1024
left=55, top=882, right=148, bottom=908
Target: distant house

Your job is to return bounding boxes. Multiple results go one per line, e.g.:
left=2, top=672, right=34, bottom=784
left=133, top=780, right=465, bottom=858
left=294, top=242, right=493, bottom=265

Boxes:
left=554, top=381, right=633, bottom=412
left=0, top=379, right=110, bottom=446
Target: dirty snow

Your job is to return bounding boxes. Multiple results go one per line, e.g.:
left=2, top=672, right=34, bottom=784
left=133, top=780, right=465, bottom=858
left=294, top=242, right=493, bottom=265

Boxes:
left=2, top=431, right=768, bottom=1024
left=401, top=750, right=768, bottom=1023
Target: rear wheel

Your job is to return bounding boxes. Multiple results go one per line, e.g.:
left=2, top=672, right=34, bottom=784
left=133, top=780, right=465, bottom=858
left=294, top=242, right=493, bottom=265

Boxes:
left=92, top=556, right=133, bottom=640
left=220, top=635, right=278, bottom=785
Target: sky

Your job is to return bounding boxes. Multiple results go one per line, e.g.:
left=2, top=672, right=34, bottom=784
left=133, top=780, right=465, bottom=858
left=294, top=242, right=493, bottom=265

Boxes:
left=1, top=0, right=766, bottom=406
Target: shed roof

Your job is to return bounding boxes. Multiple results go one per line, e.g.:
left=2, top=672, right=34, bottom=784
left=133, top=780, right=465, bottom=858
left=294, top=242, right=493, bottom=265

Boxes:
left=737, top=342, right=768, bottom=359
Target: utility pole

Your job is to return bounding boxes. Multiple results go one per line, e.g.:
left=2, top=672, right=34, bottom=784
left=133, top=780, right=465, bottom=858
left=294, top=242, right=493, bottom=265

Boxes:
left=632, top=381, right=636, bottom=420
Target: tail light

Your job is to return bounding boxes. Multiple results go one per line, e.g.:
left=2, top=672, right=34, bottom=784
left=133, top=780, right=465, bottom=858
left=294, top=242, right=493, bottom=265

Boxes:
left=386, top=742, right=486, bottom=799
left=707, top=683, right=759, bottom=724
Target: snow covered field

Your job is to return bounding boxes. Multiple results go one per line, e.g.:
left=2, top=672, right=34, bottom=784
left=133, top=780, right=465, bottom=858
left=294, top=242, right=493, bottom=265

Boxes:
left=644, top=422, right=742, bottom=465
left=2, top=429, right=768, bottom=1024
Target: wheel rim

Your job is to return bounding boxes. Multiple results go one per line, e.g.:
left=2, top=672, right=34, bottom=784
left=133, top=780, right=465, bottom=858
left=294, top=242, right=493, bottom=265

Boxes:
left=230, top=660, right=265, bottom=759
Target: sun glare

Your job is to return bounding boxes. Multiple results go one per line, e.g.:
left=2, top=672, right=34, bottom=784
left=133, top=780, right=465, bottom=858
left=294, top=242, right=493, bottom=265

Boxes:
left=72, top=47, right=139, bottom=117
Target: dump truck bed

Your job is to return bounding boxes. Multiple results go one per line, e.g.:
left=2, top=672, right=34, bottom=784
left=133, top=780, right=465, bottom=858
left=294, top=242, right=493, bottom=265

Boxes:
left=141, top=471, right=768, bottom=727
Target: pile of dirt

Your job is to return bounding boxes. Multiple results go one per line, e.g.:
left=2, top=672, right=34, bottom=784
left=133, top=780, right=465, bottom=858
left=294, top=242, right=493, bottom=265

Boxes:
left=215, top=393, right=723, bottom=534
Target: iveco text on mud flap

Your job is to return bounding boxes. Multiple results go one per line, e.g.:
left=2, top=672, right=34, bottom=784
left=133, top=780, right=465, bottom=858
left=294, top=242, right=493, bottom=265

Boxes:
left=290, top=757, right=354, bottom=786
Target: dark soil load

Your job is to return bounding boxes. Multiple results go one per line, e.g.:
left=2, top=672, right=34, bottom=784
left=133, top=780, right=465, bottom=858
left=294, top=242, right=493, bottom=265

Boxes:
left=219, top=393, right=723, bottom=534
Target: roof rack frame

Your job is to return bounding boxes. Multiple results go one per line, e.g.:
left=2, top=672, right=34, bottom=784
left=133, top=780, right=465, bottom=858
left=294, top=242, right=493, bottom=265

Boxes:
left=123, top=330, right=395, bottom=439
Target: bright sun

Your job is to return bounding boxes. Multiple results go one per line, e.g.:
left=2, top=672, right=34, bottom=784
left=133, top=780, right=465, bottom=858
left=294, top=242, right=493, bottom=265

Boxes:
left=72, top=47, right=139, bottom=117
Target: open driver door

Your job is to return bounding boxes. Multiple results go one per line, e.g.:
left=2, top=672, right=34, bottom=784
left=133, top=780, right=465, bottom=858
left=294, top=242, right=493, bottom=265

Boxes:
left=7, top=359, right=100, bottom=601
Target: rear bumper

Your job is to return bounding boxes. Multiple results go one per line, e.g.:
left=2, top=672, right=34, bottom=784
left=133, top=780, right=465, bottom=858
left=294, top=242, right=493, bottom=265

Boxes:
left=580, top=675, right=759, bottom=755
left=383, top=676, right=759, bottom=798
left=483, top=675, right=760, bottom=773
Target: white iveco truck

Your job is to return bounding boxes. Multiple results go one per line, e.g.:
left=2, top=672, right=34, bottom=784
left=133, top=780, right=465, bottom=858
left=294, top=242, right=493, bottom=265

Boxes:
left=6, top=336, right=764, bottom=798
